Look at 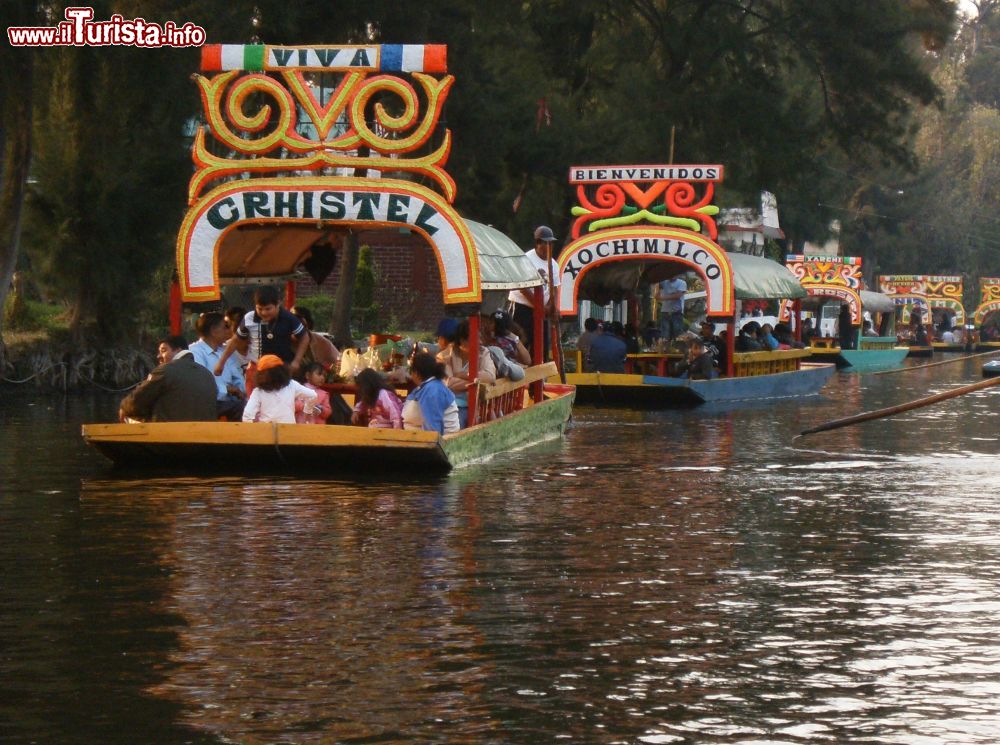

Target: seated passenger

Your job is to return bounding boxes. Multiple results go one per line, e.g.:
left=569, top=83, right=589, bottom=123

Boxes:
left=772, top=322, right=802, bottom=349
left=759, top=323, right=780, bottom=350
left=862, top=320, right=879, bottom=337
left=673, top=339, right=715, bottom=380
left=434, top=317, right=459, bottom=355
left=295, top=363, right=332, bottom=424
left=735, top=323, right=763, bottom=352
left=587, top=324, right=627, bottom=373
left=486, top=310, right=531, bottom=365
left=189, top=312, right=246, bottom=421
left=351, top=368, right=403, bottom=429
left=290, top=305, right=341, bottom=377
left=403, top=352, right=460, bottom=434
left=576, top=317, right=599, bottom=370
left=242, top=355, right=317, bottom=424
left=438, top=320, right=496, bottom=427
left=119, top=335, right=218, bottom=423
left=801, top=318, right=816, bottom=346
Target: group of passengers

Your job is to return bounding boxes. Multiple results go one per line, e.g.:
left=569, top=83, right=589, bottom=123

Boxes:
left=119, top=286, right=535, bottom=436
left=575, top=318, right=642, bottom=373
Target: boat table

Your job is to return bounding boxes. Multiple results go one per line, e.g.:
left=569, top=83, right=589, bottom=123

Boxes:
left=624, top=353, right=683, bottom=377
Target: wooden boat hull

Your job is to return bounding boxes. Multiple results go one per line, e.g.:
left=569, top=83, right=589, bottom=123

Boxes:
left=976, top=341, right=1000, bottom=353
left=82, top=385, right=575, bottom=473
left=906, top=345, right=934, bottom=358
left=562, top=362, right=835, bottom=407
left=932, top=342, right=968, bottom=353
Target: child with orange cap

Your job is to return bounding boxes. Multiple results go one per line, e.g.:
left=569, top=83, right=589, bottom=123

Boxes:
left=242, top=355, right=318, bottom=424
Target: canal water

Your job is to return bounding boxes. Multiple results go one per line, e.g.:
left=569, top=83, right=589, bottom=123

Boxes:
left=1, top=359, right=998, bottom=744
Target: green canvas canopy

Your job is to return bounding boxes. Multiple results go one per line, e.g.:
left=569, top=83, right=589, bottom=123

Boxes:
left=727, top=251, right=807, bottom=300
left=465, top=219, right=542, bottom=290
left=859, top=289, right=896, bottom=313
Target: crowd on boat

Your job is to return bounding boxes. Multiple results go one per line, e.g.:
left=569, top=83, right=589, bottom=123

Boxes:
left=573, top=313, right=807, bottom=381
left=117, top=285, right=536, bottom=436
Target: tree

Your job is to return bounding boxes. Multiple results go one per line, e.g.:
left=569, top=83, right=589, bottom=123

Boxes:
left=0, top=0, right=38, bottom=368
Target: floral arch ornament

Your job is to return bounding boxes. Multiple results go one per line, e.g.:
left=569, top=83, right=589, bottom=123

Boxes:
left=556, top=226, right=734, bottom=317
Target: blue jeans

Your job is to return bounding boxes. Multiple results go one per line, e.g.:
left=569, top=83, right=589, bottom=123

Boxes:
left=659, top=311, right=685, bottom=340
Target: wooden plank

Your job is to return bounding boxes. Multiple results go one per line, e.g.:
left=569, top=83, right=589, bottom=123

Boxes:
left=481, top=361, right=557, bottom=400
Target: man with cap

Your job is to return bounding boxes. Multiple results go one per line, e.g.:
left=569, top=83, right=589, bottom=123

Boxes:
left=508, top=225, right=561, bottom=359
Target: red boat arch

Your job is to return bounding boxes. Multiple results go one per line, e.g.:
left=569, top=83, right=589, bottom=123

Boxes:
left=556, top=226, right=735, bottom=317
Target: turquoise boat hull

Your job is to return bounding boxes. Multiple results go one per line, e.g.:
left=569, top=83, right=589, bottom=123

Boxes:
left=838, top=347, right=910, bottom=371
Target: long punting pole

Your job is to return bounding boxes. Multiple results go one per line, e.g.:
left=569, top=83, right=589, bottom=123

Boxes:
left=467, top=313, right=480, bottom=426
left=799, top=375, right=1000, bottom=437
left=532, top=286, right=544, bottom=403
left=546, top=252, right=567, bottom=384
left=871, top=348, right=1000, bottom=376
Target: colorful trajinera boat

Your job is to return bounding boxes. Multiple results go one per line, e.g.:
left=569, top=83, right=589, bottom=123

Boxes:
left=786, top=256, right=909, bottom=372
left=82, top=43, right=574, bottom=472
left=973, top=277, right=1000, bottom=352
left=878, top=274, right=965, bottom=354
left=552, top=164, right=835, bottom=406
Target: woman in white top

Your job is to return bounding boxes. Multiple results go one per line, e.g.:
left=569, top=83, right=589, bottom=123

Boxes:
left=242, top=354, right=318, bottom=424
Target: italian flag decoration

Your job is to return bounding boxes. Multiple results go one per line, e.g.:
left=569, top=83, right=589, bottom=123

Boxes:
left=201, top=44, right=447, bottom=73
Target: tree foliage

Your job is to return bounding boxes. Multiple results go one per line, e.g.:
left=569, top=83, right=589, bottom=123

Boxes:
left=12, top=0, right=992, bottom=348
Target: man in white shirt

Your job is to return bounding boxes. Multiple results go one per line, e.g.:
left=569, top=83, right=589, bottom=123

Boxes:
left=508, top=225, right=561, bottom=359
left=190, top=312, right=246, bottom=421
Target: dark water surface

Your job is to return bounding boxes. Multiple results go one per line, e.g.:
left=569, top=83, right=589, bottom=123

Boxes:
left=2, top=360, right=998, bottom=744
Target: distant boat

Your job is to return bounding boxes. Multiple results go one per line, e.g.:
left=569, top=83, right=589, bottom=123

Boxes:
left=984, top=360, right=1000, bottom=378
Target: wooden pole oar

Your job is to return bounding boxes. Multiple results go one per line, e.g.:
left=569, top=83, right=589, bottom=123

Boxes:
left=799, top=375, right=1000, bottom=437
left=873, top=348, right=1000, bottom=375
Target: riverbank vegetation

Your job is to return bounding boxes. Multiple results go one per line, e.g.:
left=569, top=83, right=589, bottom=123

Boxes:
left=2, top=0, right=998, bottom=389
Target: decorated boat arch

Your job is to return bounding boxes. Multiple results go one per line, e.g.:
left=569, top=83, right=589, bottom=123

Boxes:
left=973, top=277, right=1000, bottom=351
left=878, top=274, right=932, bottom=324
left=973, top=277, right=1000, bottom=326
left=878, top=275, right=962, bottom=327
left=554, top=165, right=834, bottom=406
left=782, top=256, right=908, bottom=371
left=84, top=43, right=574, bottom=472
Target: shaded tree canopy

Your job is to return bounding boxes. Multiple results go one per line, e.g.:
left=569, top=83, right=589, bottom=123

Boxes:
left=8, top=0, right=991, bottom=346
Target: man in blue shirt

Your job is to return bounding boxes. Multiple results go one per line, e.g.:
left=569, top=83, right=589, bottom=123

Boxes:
left=587, top=324, right=627, bottom=373
left=190, top=312, right=245, bottom=421
left=657, top=274, right=687, bottom=341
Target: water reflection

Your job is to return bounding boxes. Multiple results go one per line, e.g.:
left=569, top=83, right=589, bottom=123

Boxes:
left=2, top=363, right=999, bottom=743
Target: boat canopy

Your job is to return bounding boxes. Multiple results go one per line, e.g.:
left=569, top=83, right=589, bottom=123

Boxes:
left=465, top=220, right=543, bottom=291
left=859, top=290, right=896, bottom=313
left=562, top=246, right=800, bottom=310
left=727, top=252, right=806, bottom=300
left=211, top=217, right=540, bottom=292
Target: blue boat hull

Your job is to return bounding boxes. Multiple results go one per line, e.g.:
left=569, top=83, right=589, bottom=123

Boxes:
left=570, top=363, right=836, bottom=407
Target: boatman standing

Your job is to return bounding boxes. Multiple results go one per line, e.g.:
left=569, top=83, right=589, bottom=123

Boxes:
left=508, top=225, right=561, bottom=359
left=656, top=273, right=687, bottom=341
